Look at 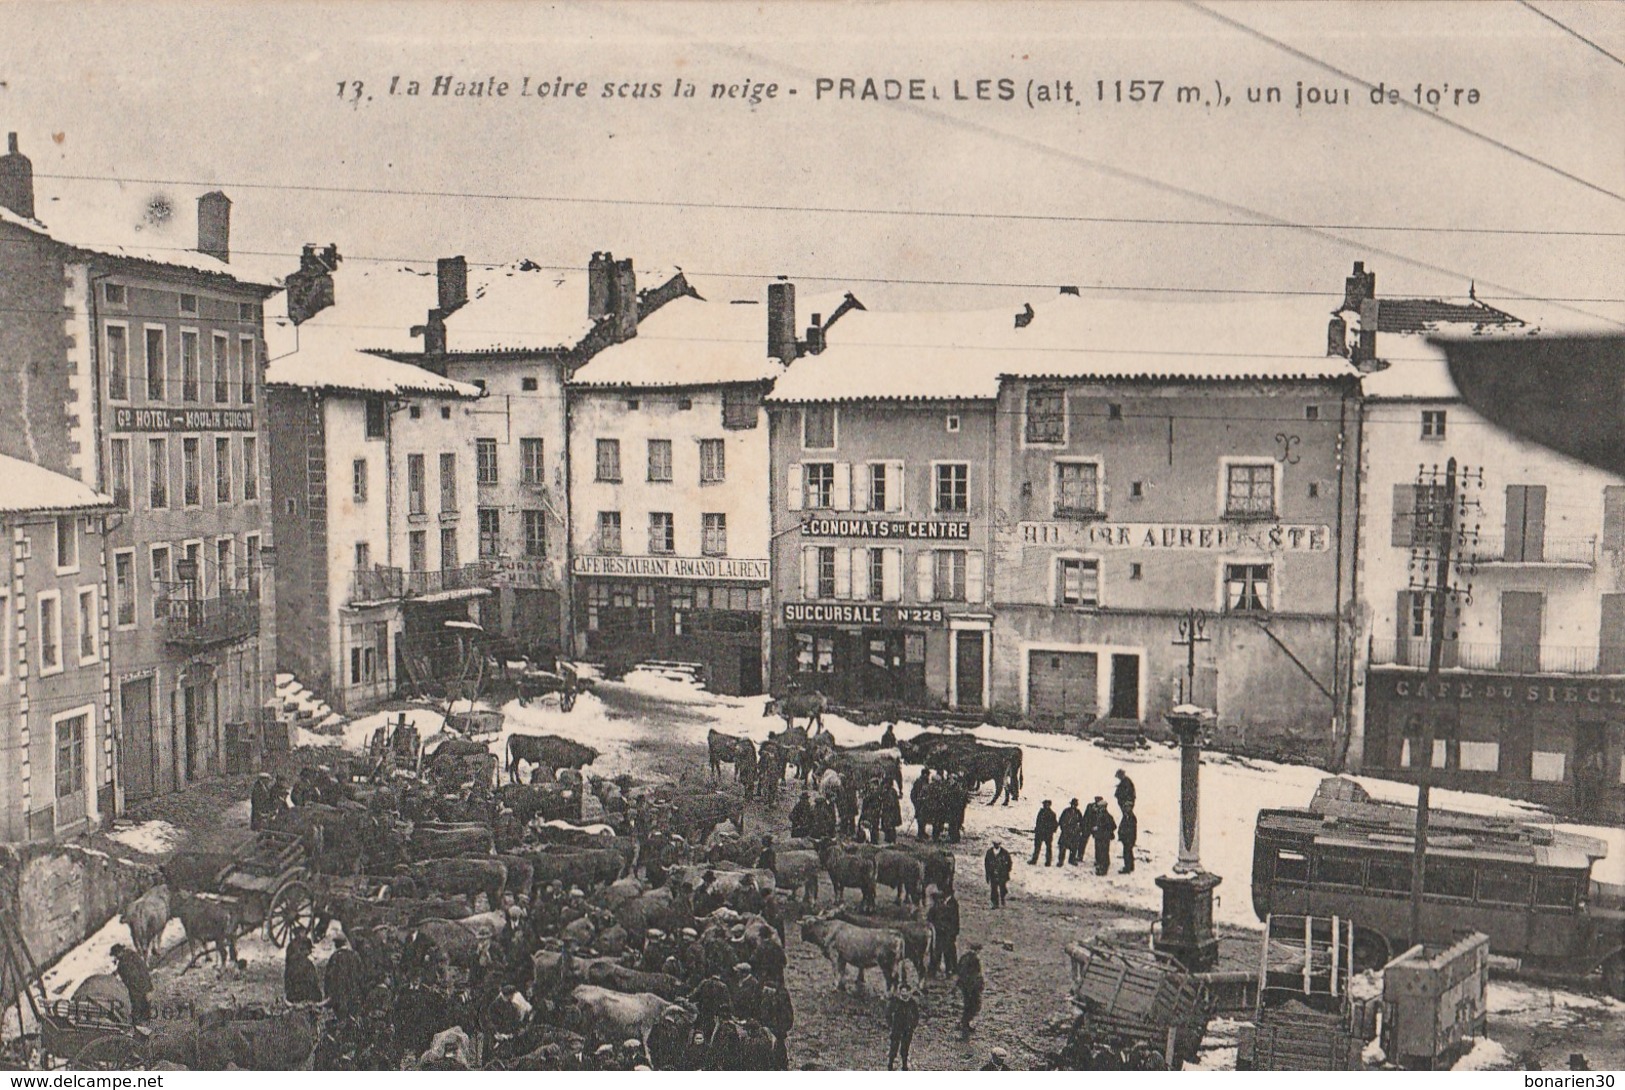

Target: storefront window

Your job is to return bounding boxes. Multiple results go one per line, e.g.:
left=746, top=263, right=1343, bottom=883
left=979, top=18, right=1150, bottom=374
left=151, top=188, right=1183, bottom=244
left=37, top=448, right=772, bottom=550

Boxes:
left=817, top=636, right=835, bottom=672
left=905, top=632, right=926, bottom=663
left=796, top=633, right=815, bottom=673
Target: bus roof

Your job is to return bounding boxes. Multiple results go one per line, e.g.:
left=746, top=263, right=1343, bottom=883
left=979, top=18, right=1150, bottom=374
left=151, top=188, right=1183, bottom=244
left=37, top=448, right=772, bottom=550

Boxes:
left=1256, top=777, right=1609, bottom=869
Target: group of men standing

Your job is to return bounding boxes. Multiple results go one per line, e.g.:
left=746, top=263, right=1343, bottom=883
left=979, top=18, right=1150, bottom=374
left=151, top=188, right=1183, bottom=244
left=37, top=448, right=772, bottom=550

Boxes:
left=1028, top=770, right=1138, bottom=876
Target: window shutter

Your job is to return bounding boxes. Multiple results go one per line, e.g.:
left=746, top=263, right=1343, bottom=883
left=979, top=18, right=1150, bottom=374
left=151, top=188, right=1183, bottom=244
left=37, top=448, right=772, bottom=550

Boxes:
left=887, top=461, right=905, bottom=513
left=1391, top=484, right=1415, bottom=548
left=882, top=547, right=903, bottom=603
left=851, top=548, right=867, bottom=598
left=801, top=546, right=817, bottom=599
left=1505, top=485, right=1527, bottom=562
left=787, top=463, right=804, bottom=512
left=833, top=546, right=852, bottom=599
left=853, top=465, right=871, bottom=513
left=916, top=551, right=934, bottom=602
left=966, top=550, right=985, bottom=603
left=1395, top=591, right=1413, bottom=666
left=832, top=463, right=852, bottom=511
left=1523, top=485, right=1546, bottom=562
left=1604, top=486, right=1625, bottom=553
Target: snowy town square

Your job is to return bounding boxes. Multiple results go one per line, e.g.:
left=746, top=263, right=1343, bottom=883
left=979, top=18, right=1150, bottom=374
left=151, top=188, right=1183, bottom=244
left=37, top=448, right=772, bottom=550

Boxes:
left=1, top=0, right=1622, bottom=1076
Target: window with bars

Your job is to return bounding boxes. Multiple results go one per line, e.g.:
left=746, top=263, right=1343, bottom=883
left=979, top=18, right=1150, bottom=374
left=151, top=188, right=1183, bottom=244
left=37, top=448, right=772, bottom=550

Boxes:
left=107, top=325, right=129, bottom=400
left=935, top=463, right=968, bottom=513
left=407, top=532, right=425, bottom=573
left=699, top=439, right=725, bottom=483
left=182, top=438, right=201, bottom=506
left=1055, top=461, right=1101, bottom=517
left=78, top=587, right=98, bottom=662
left=868, top=547, right=886, bottom=600
left=476, top=438, right=498, bottom=485
left=38, top=593, right=61, bottom=674
left=934, top=550, right=968, bottom=601
left=150, top=546, right=170, bottom=620
left=1058, top=557, right=1100, bottom=606
left=598, top=512, right=622, bottom=554
left=114, top=551, right=136, bottom=626
left=239, top=336, right=256, bottom=403
left=702, top=513, right=727, bottom=556
left=353, top=458, right=367, bottom=502
left=649, top=512, right=675, bottom=554
left=242, top=437, right=258, bottom=501
left=1025, top=387, right=1065, bottom=443
left=1224, top=463, right=1276, bottom=518
left=181, top=331, right=200, bottom=402
left=1223, top=563, right=1272, bottom=612
left=213, top=333, right=231, bottom=402
left=55, top=716, right=86, bottom=802
left=440, top=453, right=457, bottom=511
left=803, top=405, right=836, bottom=449
left=520, top=438, right=544, bottom=484
left=109, top=439, right=130, bottom=509
left=816, top=546, right=836, bottom=599
left=648, top=439, right=673, bottom=482
left=524, top=510, right=547, bottom=557
left=215, top=437, right=232, bottom=503
left=407, top=454, right=426, bottom=515
left=804, top=463, right=835, bottom=508
left=596, top=439, right=621, bottom=482
left=440, top=528, right=458, bottom=569
left=148, top=438, right=169, bottom=509
left=145, top=328, right=166, bottom=400
left=478, top=508, right=501, bottom=558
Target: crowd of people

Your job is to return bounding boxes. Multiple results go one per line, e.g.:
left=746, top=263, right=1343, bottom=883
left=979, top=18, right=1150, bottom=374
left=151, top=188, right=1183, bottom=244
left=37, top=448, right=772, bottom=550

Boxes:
left=1025, top=770, right=1139, bottom=877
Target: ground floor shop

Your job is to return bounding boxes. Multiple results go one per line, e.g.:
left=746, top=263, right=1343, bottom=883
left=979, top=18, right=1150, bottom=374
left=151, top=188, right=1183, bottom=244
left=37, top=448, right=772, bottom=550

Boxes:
left=398, top=592, right=488, bottom=696
left=331, top=606, right=400, bottom=715
left=1362, top=667, right=1625, bottom=823
left=992, top=607, right=1342, bottom=751
left=772, top=602, right=984, bottom=709
left=576, top=577, right=767, bottom=695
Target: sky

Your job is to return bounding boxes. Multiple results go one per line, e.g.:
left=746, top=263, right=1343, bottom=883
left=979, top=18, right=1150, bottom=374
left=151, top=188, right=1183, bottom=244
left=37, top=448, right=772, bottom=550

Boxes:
left=1, top=1, right=1620, bottom=324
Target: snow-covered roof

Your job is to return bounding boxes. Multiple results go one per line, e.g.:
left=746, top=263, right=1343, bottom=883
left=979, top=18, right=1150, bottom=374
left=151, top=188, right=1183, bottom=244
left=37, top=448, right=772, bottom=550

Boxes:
left=768, top=292, right=1360, bottom=404
left=266, top=350, right=482, bottom=398
left=8, top=189, right=281, bottom=289
left=441, top=262, right=596, bottom=354
left=570, top=283, right=803, bottom=390
left=0, top=454, right=114, bottom=516
left=1338, top=295, right=1525, bottom=335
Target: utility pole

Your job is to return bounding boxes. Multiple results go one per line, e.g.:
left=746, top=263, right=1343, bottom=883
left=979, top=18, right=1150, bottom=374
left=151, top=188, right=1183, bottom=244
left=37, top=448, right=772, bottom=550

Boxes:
left=1173, top=608, right=1210, bottom=705
left=1408, top=457, right=1480, bottom=948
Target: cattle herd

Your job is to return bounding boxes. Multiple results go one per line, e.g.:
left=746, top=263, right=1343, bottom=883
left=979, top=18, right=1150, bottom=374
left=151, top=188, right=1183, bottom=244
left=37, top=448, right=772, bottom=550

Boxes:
left=98, top=711, right=1026, bottom=1070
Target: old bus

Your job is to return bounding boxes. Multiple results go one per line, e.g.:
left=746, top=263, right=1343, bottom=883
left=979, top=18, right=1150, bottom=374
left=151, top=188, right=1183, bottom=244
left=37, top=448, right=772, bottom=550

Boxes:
left=1251, top=778, right=1625, bottom=996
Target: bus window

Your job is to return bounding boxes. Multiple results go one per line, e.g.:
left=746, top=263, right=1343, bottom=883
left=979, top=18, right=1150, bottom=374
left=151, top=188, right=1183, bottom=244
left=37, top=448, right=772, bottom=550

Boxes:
left=1275, top=850, right=1309, bottom=883
left=1424, top=862, right=1476, bottom=900
left=1478, top=865, right=1533, bottom=906
left=1369, top=858, right=1411, bottom=892
left=1317, top=855, right=1364, bottom=887
left=1535, top=874, right=1581, bottom=909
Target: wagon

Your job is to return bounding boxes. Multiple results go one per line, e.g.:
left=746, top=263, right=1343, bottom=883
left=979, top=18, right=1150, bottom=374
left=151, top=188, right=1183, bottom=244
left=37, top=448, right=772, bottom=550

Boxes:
left=166, top=830, right=317, bottom=950
left=1062, top=938, right=1212, bottom=1069
left=0, top=909, right=142, bottom=1070
left=445, top=708, right=506, bottom=736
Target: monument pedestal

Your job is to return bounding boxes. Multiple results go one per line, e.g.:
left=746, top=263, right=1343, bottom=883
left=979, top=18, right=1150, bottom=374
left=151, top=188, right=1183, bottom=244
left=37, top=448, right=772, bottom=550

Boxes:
left=1155, top=870, right=1222, bottom=971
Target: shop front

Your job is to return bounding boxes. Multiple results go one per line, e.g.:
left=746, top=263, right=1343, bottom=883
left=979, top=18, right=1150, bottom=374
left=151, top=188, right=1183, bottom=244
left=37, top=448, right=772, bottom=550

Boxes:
left=1362, top=666, right=1625, bottom=822
left=778, top=601, right=950, bottom=706
left=573, top=555, right=769, bottom=695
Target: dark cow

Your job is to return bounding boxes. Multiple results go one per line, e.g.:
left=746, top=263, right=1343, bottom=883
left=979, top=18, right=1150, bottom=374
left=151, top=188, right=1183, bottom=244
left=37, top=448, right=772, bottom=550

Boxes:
left=323, top=893, right=471, bottom=938
left=153, top=1007, right=322, bottom=1070
left=506, top=733, right=600, bottom=784
left=581, top=959, right=685, bottom=1001
left=706, top=730, right=757, bottom=781
left=169, top=890, right=238, bottom=970
left=896, top=730, right=979, bottom=765
left=525, top=847, right=626, bottom=889
left=412, top=857, right=508, bottom=910
left=874, top=849, right=925, bottom=905
left=818, top=842, right=877, bottom=911
left=764, top=691, right=827, bottom=731
left=888, top=843, right=955, bottom=893
left=498, top=782, right=582, bottom=825
left=666, top=792, right=746, bottom=842
left=820, top=749, right=904, bottom=796
left=160, top=852, right=235, bottom=893
left=926, top=743, right=1024, bottom=805
left=409, top=824, right=494, bottom=860
left=912, top=778, right=969, bottom=841
left=834, top=909, right=934, bottom=977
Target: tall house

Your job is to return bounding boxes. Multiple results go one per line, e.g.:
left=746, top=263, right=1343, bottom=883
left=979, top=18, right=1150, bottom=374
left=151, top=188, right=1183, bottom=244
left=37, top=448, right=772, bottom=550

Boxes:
left=566, top=280, right=781, bottom=694
left=990, top=292, right=1360, bottom=759
left=766, top=291, right=1001, bottom=710
left=1345, top=266, right=1624, bottom=823
left=0, top=135, right=279, bottom=806
left=266, top=253, right=485, bottom=713
left=0, top=458, right=115, bottom=842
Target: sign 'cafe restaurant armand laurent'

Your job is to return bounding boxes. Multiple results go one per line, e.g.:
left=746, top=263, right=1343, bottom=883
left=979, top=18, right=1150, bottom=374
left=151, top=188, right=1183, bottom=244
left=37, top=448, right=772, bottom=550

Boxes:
left=571, top=553, right=771, bottom=696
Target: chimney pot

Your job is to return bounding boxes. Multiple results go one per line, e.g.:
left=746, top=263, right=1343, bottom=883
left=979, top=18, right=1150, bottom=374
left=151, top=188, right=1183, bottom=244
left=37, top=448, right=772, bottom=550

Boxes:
left=767, top=281, right=798, bottom=363
left=196, top=191, right=232, bottom=263
left=0, top=132, right=36, bottom=220
left=588, top=252, right=615, bottom=321
left=7, top=133, right=17, bottom=154
left=437, top=256, right=469, bottom=314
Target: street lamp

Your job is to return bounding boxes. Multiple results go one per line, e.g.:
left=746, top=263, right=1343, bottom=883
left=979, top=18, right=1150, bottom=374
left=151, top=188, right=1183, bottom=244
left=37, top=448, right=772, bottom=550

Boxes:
left=1154, top=704, right=1221, bottom=971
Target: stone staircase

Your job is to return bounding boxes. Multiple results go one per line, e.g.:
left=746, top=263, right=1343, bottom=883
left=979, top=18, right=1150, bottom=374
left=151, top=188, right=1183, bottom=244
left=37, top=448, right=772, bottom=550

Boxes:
left=271, top=672, right=349, bottom=737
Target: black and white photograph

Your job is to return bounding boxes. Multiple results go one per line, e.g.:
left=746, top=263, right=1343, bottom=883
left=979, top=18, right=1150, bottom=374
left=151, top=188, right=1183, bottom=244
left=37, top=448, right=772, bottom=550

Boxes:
left=0, top=0, right=1621, bottom=1073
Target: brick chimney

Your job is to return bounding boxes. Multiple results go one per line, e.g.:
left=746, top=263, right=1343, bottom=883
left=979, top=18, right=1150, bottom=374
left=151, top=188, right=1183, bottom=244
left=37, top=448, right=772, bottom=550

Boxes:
left=767, top=280, right=798, bottom=363
left=284, top=243, right=342, bottom=325
left=0, top=132, right=35, bottom=220
left=611, top=257, right=637, bottom=341
left=197, top=191, right=231, bottom=262
left=1342, top=261, right=1374, bottom=312
left=437, top=256, right=468, bottom=314
left=588, top=251, right=614, bottom=321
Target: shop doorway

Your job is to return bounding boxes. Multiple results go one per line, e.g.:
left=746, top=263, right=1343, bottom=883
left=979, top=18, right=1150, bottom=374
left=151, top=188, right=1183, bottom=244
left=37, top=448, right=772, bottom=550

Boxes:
left=1109, top=653, right=1141, bottom=719
left=1028, top=650, right=1098, bottom=721
left=955, top=630, right=985, bottom=708
left=119, top=677, right=156, bottom=802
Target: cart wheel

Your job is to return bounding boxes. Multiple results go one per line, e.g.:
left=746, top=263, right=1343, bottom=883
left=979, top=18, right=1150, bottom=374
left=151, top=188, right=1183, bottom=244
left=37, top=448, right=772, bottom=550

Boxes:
left=267, top=881, right=316, bottom=948
left=1351, top=929, right=1390, bottom=974
left=1603, top=954, right=1625, bottom=1000
left=69, top=1033, right=143, bottom=1070
left=560, top=687, right=577, bottom=712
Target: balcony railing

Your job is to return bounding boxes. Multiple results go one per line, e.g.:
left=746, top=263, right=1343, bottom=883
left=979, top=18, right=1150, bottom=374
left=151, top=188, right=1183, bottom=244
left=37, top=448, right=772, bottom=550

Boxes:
left=350, top=563, right=495, bottom=605
left=158, top=585, right=259, bottom=648
left=1468, top=535, right=1597, bottom=567
left=1371, top=637, right=1625, bottom=676
left=351, top=567, right=405, bottom=603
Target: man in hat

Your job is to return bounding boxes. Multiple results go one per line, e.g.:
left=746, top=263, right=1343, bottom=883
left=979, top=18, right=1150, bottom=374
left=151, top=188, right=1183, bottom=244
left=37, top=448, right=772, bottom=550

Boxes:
left=789, top=791, right=814, bottom=839
left=754, top=833, right=777, bottom=873
left=284, top=925, right=322, bottom=1003
left=1058, top=798, right=1086, bottom=866
left=1114, top=768, right=1137, bottom=812
left=323, top=933, right=367, bottom=1018
left=982, top=1046, right=1011, bottom=1070
left=730, top=961, right=763, bottom=1022
left=1029, top=799, right=1058, bottom=866
left=983, top=842, right=1012, bottom=908
left=759, top=976, right=794, bottom=1070
left=250, top=772, right=274, bottom=831
left=1118, top=800, right=1138, bottom=874
left=1090, top=797, right=1118, bottom=876
left=957, top=944, right=985, bottom=1039
left=109, top=943, right=152, bottom=1023
left=926, top=887, right=960, bottom=977
left=885, top=949, right=923, bottom=1070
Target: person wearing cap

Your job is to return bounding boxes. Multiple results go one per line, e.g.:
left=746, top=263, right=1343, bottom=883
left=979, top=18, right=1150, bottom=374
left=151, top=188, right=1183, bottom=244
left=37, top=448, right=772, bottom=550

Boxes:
left=1118, top=797, right=1139, bottom=874
left=1058, top=798, right=1086, bottom=867
left=926, top=887, right=960, bottom=977
left=109, top=943, right=152, bottom=1023
left=323, top=933, right=367, bottom=1018
left=885, top=948, right=923, bottom=1070
left=983, top=842, right=1012, bottom=908
left=689, top=972, right=732, bottom=1041
left=730, top=961, right=763, bottom=1022
left=759, top=976, right=794, bottom=1070
left=1029, top=799, right=1058, bottom=866
left=1090, top=796, right=1118, bottom=876
left=619, top=1037, right=645, bottom=1068
left=284, top=925, right=322, bottom=1003
left=789, top=789, right=813, bottom=838
left=982, top=1046, right=1011, bottom=1070
left=591, top=1043, right=619, bottom=1071
left=754, top=834, right=776, bottom=873
left=1114, top=768, right=1137, bottom=812
left=957, top=943, right=985, bottom=1039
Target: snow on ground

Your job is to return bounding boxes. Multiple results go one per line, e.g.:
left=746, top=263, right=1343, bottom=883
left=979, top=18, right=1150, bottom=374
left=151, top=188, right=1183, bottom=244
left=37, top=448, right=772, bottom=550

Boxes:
left=1453, top=1036, right=1513, bottom=1070
left=105, top=818, right=183, bottom=855
left=1488, top=979, right=1625, bottom=1019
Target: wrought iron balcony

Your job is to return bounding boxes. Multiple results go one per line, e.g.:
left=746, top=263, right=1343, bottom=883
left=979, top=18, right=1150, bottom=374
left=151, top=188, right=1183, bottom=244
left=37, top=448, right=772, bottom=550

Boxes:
left=159, top=585, right=259, bottom=648
left=404, top=562, right=496, bottom=597
left=351, top=567, right=404, bottom=604
left=1371, top=637, right=1625, bottom=676
left=1468, top=535, right=1597, bottom=567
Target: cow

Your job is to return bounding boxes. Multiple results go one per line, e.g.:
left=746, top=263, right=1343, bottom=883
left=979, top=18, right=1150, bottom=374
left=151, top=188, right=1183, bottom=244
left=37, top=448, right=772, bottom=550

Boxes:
left=666, top=792, right=746, bottom=843
left=818, top=842, right=877, bottom=910
left=409, top=824, right=494, bottom=860
left=322, top=893, right=471, bottom=938
left=873, top=849, right=925, bottom=906
left=506, top=733, right=600, bottom=784
left=123, top=884, right=171, bottom=962
left=926, top=743, right=1024, bottom=805
left=412, top=857, right=508, bottom=911
left=764, top=691, right=827, bottom=732
left=526, top=848, right=626, bottom=889
left=498, top=782, right=583, bottom=825
left=799, top=915, right=904, bottom=993
left=833, top=909, right=934, bottom=977
left=821, top=749, right=904, bottom=796
left=566, top=985, right=682, bottom=1054
left=888, top=844, right=955, bottom=894
left=706, top=730, right=756, bottom=782
left=771, top=850, right=822, bottom=904
left=491, top=853, right=535, bottom=901
left=896, top=730, right=979, bottom=765
left=912, top=777, right=970, bottom=842
left=168, top=891, right=239, bottom=971
left=615, top=885, right=695, bottom=936
left=156, top=1007, right=321, bottom=1070
left=580, top=958, right=685, bottom=1001
left=412, top=917, right=496, bottom=972
left=766, top=726, right=815, bottom=784
left=159, top=852, right=235, bottom=893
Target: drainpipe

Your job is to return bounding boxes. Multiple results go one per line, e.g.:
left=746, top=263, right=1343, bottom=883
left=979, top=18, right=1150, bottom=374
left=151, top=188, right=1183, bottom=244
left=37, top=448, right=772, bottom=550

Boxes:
left=1342, top=384, right=1367, bottom=772
left=561, top=378, right=577, bottom=656
left=1332, top=388, right=1349, bottom=768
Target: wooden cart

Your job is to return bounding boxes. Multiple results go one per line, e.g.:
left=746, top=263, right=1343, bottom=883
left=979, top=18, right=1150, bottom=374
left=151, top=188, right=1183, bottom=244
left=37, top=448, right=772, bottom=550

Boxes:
left=1, top=909, right=144, bottom=1070
left=1063, top=938, right=1212, bottom=1069
left=167, top=831, right=317, bottom=950
left=1236, top=914, right=1368, bottom=1070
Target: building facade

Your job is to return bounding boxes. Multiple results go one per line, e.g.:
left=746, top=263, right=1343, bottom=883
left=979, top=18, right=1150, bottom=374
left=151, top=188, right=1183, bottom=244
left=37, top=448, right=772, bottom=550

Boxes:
left=1346, top=273, right=1625, bottom=822
left=567, top=285, right=778, bottom=694
left=0, top=459, right=115, bottom=842
left=0, top=134, right=278, bottom=805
